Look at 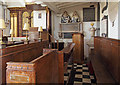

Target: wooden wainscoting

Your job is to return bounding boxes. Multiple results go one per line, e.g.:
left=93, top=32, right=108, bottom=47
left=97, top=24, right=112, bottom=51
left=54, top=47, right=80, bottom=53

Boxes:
left=94, top=36, right=120, bottom=84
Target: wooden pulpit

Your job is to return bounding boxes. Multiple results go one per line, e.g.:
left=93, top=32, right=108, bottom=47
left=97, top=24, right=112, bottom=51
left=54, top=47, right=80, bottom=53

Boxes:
left=72, top=33, right=84, bottom=64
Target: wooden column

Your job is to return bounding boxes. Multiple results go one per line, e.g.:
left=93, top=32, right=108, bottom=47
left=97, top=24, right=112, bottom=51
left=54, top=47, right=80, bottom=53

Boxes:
left=46, top=7, right=51, bottom=42
left=18, top=11, right=22, bottom=37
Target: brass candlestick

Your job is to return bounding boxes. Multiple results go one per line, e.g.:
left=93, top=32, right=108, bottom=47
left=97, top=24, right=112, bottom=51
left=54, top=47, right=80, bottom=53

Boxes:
left=26, top=30, right=28, bottom=41
left=0, top=30, right=4, bottom=44
left=10, top=29, right=14, bottom=41
left=38, top=26, right=43, bottom=40
left=23, top=23, right=30, bottom=41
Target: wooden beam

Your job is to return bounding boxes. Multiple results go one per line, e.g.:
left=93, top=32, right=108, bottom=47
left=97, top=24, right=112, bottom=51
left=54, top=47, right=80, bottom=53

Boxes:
left=59, top=2, right=88, bottom=9
left=26, top=4, right=46, bottom=10
left=44, top=2, right=61, bottom=13
left=56, top=2, right=78, bottom=8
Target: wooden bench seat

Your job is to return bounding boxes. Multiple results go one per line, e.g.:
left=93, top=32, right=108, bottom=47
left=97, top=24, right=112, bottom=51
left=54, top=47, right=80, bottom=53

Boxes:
left=62, top=43, right=75, bottom=62
left=91, top=54, right=116, bottom=83
left=61, top=43, right=75, bottom=83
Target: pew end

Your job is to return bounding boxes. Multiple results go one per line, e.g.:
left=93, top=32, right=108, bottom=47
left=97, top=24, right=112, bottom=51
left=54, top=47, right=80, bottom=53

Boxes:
left=6, top=62, right=36, bottom=83
left=6, top=49, right=64, bottom=84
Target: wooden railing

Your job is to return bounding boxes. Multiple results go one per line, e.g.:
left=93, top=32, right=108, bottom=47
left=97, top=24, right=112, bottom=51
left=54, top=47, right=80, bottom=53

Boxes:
left=94, top=36, right=120, bottom=84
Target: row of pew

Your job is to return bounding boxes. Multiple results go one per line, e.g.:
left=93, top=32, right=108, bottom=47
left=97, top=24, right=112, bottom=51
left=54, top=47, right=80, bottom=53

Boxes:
left=0, top=40, right=75, bottom=84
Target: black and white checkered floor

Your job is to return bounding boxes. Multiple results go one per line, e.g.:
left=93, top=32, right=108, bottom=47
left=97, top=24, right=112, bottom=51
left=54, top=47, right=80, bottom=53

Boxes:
left=64, top=63, right=96, bottom=85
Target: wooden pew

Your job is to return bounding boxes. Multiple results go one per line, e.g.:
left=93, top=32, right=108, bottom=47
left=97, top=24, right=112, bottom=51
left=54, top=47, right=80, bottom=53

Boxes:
left=94, top=36, right=120, bottom=84
left=0, top=41, right=45, bottom=84
left=42, top=40, right=49, bottom=48
left=61, top=43, right=75, bottom=83
left=6, top=43, right=75, bottom=84
left=62, top=43, right=75, bottom=63
left=5, top=42, right=75, bottom=84
left=6, top=49, right=64, bottom=84
left=43, top=43, right=75, bottom=83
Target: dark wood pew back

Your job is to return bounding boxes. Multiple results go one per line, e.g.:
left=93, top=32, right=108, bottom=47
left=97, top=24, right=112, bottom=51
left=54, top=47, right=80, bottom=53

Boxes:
left=31, top=49, right=59, bottom=83
left=62, top=43, right=75, bottom=62
left=42, top=40, right=49, bottom=48
left=94, top=36, right=120, bottom=84
left=61, top=43, right=75, bottom=75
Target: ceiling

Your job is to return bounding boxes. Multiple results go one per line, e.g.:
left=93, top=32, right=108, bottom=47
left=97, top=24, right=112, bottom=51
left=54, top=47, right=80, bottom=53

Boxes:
left=0, top=0, right=93, bottom=13
left=44, top=2, right=96, bottom=13
left=51, top=2, right=88, bottom=10
left=1, top=0, right=119, bottom=13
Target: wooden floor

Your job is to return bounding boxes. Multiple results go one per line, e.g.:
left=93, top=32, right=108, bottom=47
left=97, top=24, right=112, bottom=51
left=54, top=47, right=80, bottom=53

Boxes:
left=90, top=50, right=116, bottom=83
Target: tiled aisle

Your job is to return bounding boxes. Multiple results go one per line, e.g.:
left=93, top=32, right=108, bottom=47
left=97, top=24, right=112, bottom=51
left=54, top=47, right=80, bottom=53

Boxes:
left=64, top=63, right=96, bottom=85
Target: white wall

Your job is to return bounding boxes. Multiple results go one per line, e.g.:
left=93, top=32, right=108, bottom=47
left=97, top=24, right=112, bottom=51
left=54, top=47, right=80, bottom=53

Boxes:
left=52, top=3, right=100, bottom=58
left=4, top=8, right=10, bottom=36
left=108, top=14, right=118, bottom=39
left=83, top=22, right=99, bottom=58
left=118, top=2, right=120, bottom=39
left=0, top=2, right=10, bottom=37
left=33, top=10, right=46, bottom=29
left=100, top=2, right=119, bottom=39
left=60, top=3, right=98, bottom=22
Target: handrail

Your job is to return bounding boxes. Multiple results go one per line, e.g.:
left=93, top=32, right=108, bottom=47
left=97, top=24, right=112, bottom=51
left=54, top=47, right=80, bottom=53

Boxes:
left=48, top=33, right=59, bottom=50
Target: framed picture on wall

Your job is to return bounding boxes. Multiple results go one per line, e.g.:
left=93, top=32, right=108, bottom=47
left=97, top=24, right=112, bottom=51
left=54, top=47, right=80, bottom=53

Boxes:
left=38, top=13, right=42, bottom=19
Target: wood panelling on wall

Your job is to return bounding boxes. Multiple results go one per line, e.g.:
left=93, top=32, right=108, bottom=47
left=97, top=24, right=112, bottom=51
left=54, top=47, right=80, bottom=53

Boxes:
left=94, top=36, right=120, bottom=84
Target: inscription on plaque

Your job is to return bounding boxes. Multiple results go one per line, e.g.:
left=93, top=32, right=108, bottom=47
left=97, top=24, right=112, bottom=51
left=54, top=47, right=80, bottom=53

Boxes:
left=10, top=74, right=29, bottom=82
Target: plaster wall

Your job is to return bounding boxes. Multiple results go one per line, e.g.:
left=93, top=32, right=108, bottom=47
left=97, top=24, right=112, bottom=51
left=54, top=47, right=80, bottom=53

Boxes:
left=100, top=2, right=119, bottom=39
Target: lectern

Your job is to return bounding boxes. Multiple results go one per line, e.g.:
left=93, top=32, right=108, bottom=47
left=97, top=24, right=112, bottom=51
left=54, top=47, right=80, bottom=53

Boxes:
left=72, top=33, right=84, bottom=64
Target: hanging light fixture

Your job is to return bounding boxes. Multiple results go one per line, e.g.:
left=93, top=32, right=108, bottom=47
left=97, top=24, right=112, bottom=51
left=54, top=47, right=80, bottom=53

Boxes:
left=41, top=3, right=47, bottom=7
